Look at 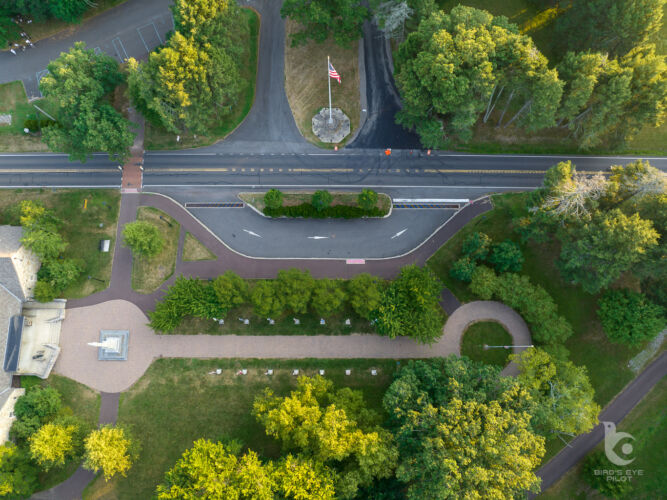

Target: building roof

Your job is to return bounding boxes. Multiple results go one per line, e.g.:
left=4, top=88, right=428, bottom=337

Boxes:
left=0, top=259, right=24, bottom=301
left=0, top=286, right=21, bottom=396
left=0, top=226, right=23, bottom=257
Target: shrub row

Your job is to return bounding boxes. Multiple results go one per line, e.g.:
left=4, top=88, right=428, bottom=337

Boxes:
left=264, top=204, right=386, bottom=219
left=450, top=232, right=524, bottom=282
left=470, top=266, right=573, bottom=344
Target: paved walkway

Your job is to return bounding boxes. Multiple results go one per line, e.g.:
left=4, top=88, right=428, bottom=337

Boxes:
left=54, top=299, right=534, bottom=393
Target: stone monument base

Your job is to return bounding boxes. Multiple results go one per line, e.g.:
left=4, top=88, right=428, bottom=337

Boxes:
left=98, top=330, right=129, bottom=361
left=312, top=107, right=350, bottom=143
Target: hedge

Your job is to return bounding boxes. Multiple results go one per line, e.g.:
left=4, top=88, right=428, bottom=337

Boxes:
left=264, top=204, right=386, bottom=219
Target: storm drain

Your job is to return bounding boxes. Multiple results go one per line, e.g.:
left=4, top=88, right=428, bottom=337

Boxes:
left=185, top=202, right=245, bottom=208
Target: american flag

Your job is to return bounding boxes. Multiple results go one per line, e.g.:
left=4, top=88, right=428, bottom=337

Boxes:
left=328, top=61, right=341, bottom=83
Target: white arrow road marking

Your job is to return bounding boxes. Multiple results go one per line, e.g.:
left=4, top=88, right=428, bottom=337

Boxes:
left=307, top=236, right=329, bottom=240
left=391, top=229, right=408, bottom=239
left=243, top=229, right=262, bottom=238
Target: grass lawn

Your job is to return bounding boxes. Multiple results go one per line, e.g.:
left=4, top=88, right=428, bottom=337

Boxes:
left=540, top=378, right=667, bottom=500
left=284, top=19, right=360, bottom=148
left=461, top=321, right=513, bottom=367
left=182, top=232, right=216, bottom=262
left=427, top=191, right=646, bottom=457
left=169, top=304, right=375, bottom=336
left=131, top=207, right=180, bottom=294
left=83, top=358, right=400, bottom=500
left=7, top=0, right=130, bottom=45
left=239, top=190, right=391, bottom=213
left=21, top=374, right=100, bottom=492
left=0, top=188, right=120, bottom=298
left=0, top=81, right=50, bottom=152
left=144, top=8, right=259, bottom=150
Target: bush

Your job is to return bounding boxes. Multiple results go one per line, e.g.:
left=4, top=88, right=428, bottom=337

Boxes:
left=34, top=280, right=57, bottom=302
left=264, top=204, right=385, bottom=218
left=23, top=119, right=57, bottom=132
left=450, top=256, right=476, bottom=282
left=10, top=387, right=62, bottom=443
left=264, top=189, right=283, bottom=209
left=583, top=452, right=632, bottom=498
left=122, top=220, right=164, bottom=258
left=311, top=279, right=346, bottom=317
left=347, top=273, right=383, bottom=319
left=276, top=269, right=315, bottom=314
left=357, top=189, right=378, bottom=210
left=40, top=259, right=82, bottom=292
left=488, top=240, right=524, bottom=273
left=212, top=271, right=247, bottom=313
left=597, top=289, right=665, bottom=346
left=311, top=190, right=333, bottom=212
left=469, top=266, right=573, bottom=344
left=461, top=232, right=491, bottom=261
left=250, top=280, right=285, bottom=318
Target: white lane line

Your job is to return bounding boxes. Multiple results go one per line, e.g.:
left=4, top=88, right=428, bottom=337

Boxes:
left=242, top=229, right=262, bottom=238
left=391, top=229, right=408, bottom=239
left=307, top=236, right=329, bottom=240
left=144, top=184, right=535, bottom=189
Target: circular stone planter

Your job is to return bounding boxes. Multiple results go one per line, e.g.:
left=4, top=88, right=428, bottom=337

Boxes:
left=312, top=107, right=350, bottom=143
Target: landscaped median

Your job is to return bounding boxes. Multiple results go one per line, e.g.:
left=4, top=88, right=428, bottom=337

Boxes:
left=239, top=188, right=391, bottom=218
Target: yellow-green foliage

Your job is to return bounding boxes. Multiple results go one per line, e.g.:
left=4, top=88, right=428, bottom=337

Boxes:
left=83, top=426, right=134, bottom=481
left=29, top=422, right=77, bottom=470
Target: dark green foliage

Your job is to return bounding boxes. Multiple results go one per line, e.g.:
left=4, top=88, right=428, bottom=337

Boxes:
left=250, top=280, right=285, bottom=318
left=597, top=289, right=665, bottom=346
left=281, top=0, right=369, bottom=47
left=23, top=119, right=57, bottom=132
left=10, top=387, right=62, bottom=443
left=311, top=279, right=346, bottom=317
left=264, top=204, right=386, bottom=218
left=4, top=0, right=88, bottom=23
left=311, top=190, right=333, bottom=212
left=461, top=232, right=491, bottom=262
left=556, top=0, right=665, bottom=57
left=38, top=258, right=82, bottom=291
left=122, top=220, right=164, bottom=259
left=148, top=276, right=223, bottom=332
left=263, top=189, right=283, bottom=210
left=347, top=273, right=384, bottom=319
left=583, top=451, right=632, bottom=498
left=488, top=240, right=524, bottom=273
left=34, top=280, right=57, bottom=303
left=357, top=189, right=378, bottom=211
left=375, top=265, right=444, bottom=344
left=470, top=267, right=573, bottom=344
left=276, top=268, right=315, bottom=315
left=449, top=256, right=476, bottom=282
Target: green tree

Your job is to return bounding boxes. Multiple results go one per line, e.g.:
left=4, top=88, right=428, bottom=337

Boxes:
left=311, top=190, right=333, bottom=212
left=20, top=227, right=67, bottom=261
left=273, top=454, right=336, bottom=500
left=48, top=0, right=88, bottom=22
left=250, top=280, right=285, bottom=318
left=357, top=189, right=378, bottom=210
left=40, top=42, right=134, bottom=162
left=347, top=273, right=383, bottom=319
left=583, top=451, right=632, bottom=498
left=264, top=189, right=284, bottom=210
left=556, top=0, right=665, bottom=56
left=281, top=0, right=369, bottom=47
left=29, top=422, right=79, bottom=470
left=311, top=279, right=346, bottom=317
left=597, top=289, right=665, bottom=345
left=34, top=280, right=57, bottom=303
left=253, top=376, right=398, bottom=499
left=461, top=231, right=491, bottom=261
left=40, top=259, right=82, bottom=292
left=449, top=256, right=476, bottom=282
left=469, top=264, right=497, bottom=299
left=212, top=271, right=247, bottom=313
left=276, top=269, right=316, bottom=314
left=558, top=209, right=659, bottom=293
left=122, top=220, right=164, bottom=259
left=83, top=426, right=137, bottom=481
left=513, top=348, right=600, bottom=437
left=10, top=387, right=62, bottom=443
left=0, top=444, right=38, bottom=498
left=384, top=362, right=543, bottom=500
left=488, top=239, right=524, bottom=273
left=375, top=265, right=443, bottom=344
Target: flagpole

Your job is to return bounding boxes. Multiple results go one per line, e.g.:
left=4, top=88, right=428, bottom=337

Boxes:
left=327, top=55, right=333, bottom=125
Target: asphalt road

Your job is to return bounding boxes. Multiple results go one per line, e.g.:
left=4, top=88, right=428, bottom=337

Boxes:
left=1, top=0, right=172, bottom=98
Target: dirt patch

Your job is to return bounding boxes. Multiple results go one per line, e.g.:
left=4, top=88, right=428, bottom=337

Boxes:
left=284, top=19, right=360, bottom=147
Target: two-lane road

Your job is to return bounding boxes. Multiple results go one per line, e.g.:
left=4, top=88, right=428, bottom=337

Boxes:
left=0, top=151, right=664, bottom=188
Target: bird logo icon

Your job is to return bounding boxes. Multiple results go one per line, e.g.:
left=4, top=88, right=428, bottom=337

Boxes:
left=602, top=421, right=635, bottom=466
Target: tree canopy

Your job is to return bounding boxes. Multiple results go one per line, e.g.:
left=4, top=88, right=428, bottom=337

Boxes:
left=597, top=289, right=665, bottom=345
left=40, top=42, right=134, bottom=163
left=281, top=0, right=369, bottom=47
left=83, top=426, right=136, bottom=481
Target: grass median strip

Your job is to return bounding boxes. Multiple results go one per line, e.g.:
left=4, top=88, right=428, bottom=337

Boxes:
left=131, top=207, right=180, bottom=294
left=182, top=232, right=217, bottom=262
